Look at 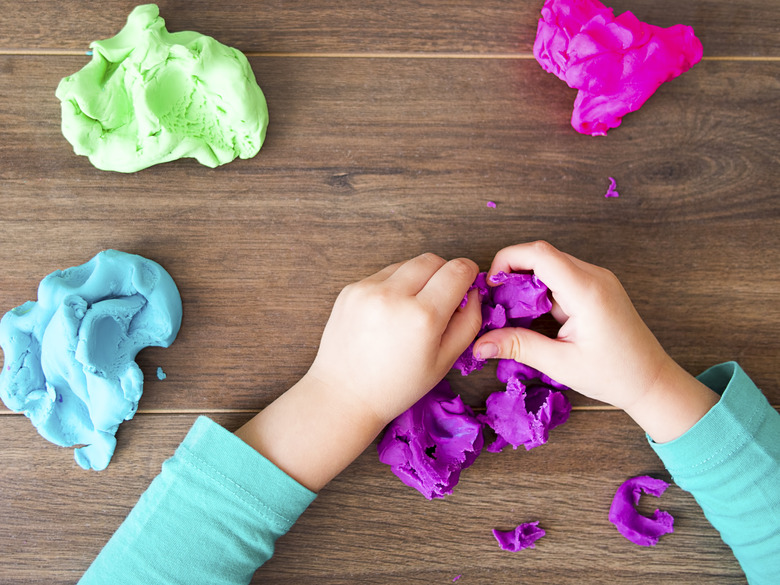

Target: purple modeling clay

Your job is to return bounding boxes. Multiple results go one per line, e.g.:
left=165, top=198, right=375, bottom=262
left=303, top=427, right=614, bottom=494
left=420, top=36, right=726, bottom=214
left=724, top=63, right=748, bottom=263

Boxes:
left=377, top=380, right=484, bottom=500
left=533, top=0, right=703, bottom=135
left=381, top=270, right=570, bottom=497
left=609, top=475, right=674, bottom=546
left=478, top=377, right=571, bottom=452
left=604, top=177, right=620, bottom=198
left=454, top=272, right=551, bottom=376
left=496, top=359, right=569, bottom=391
left=492, top=522, right=546, bottom=551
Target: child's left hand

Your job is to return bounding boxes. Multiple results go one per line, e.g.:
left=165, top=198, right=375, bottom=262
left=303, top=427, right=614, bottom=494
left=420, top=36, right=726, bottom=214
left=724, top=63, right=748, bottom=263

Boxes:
left=307, top=252, right=483, bottom=426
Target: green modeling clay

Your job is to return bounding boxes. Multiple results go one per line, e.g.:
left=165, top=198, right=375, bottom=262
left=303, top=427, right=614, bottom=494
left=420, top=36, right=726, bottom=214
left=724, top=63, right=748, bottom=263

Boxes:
left=55, top=4, right=268, bottom=172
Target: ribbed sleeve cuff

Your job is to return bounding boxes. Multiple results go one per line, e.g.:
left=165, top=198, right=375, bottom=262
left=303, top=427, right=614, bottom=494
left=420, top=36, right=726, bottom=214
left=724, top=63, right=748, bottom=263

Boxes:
left=176, top=416, right=317, bottom=531
left=648, top=362, right=771, bottom=480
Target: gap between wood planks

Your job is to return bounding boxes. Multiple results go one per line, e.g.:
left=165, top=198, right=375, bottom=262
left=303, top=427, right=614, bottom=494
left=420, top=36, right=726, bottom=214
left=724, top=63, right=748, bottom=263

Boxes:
left=0, top=48, right=779, bottom=61
left=1, top=405, right=779, bottom=415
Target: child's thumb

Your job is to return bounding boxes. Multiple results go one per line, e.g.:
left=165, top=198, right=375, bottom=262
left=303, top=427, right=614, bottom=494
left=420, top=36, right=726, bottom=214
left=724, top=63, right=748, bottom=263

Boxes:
left=473, top=327, right=560, bottom=374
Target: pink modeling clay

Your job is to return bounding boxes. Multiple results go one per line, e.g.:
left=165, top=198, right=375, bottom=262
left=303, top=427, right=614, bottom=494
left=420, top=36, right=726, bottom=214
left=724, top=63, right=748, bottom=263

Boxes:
left=492, top=522, right=546, bottom=551
left=478, top=377, right=571, bottom=452
left=609, top=475, right=674, bottom=546
left=604, top=177, right=620, bottom=198
left=487, top=201, right=497, bottom=208
left=533, top=0, right=703, bottom=135
left=377, top=380, right=484, bottom=500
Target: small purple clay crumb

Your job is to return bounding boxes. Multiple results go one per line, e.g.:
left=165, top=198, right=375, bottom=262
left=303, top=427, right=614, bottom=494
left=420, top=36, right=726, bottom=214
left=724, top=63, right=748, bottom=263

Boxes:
left=604, top=177, right=620, bottom=198
left=487, top=201, right=497, bottom=208
left=453, top=576, right=461, bottom=583
left=609, top=475, right=674, bottom=546
left=492, top=522, right=546, bottom=551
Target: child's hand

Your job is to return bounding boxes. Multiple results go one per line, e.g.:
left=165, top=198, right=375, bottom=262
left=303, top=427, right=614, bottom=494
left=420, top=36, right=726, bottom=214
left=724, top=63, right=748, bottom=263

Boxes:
left=307, top=253, right=483, bottom=425
left=237, top=253, right=482, bottom=492
left=472, top=241, right=718, bottom=442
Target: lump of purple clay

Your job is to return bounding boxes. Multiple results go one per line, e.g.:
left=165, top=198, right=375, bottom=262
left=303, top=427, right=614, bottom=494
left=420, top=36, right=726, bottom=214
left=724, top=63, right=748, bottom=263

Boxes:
left=454, top=272, right=551, bottom=376
left=492, top=522, right=546, bottom=551
left=478, top=377, right=571, bottom=453
left=609, top=475, right=674, bottom=546
left=377, top=380, right=483, bottom=500
left=496, top=359, right=569, bottom=391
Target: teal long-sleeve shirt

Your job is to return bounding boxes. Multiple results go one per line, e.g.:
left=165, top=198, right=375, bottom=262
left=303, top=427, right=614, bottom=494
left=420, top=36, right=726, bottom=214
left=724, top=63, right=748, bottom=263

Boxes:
left=79, top=362, right=779, bottom=584
left=650, top=362, right=780, bottom=584
left=78, top=416, right=316, bottom=585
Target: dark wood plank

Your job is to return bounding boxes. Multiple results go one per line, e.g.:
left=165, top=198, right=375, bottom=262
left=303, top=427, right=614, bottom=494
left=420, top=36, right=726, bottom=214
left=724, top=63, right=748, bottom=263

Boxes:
left=1, top=56, right=778, bottom=411
left=0, top=411, right=746, bottom=584
left=0, top=0, right=778, bottom=57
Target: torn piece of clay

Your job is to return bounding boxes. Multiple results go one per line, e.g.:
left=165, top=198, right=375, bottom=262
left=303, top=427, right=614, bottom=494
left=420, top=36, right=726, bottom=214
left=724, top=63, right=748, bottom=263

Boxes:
left=487, top=201, right=497, bottom=208
left=0, top=250, right=182, bottom=470
left=604, top=177, right=620, bottom=198
left=533, top=0, right=703, bottom=135
left=377, top=380, right=483, bottom=499
left=496, top=359, right=568, bottom=391
left=492, top=522, right=546, bottom=551
left=609, top=475, right=674, bottom=546
left=454, top=272, right=551, bottom=376
left=55, top=4, right=268, bottom=172
left=478, top=377, right=571, bottom=452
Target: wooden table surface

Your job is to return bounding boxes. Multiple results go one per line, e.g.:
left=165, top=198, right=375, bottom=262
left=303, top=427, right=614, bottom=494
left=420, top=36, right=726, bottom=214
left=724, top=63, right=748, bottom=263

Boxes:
left=1, top=1, right=778, bottom=583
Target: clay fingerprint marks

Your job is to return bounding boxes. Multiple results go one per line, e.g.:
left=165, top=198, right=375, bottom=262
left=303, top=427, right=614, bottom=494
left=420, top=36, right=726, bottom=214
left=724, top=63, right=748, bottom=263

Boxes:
left=55, top=4, right=268, bottom=173
left=533, top=0, right=703, bottom=135
left=0, top=250, right=183, bottom=470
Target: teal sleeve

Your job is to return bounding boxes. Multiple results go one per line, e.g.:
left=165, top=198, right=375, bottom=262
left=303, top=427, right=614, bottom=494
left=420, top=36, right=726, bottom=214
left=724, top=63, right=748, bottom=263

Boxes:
left=79, top=416, right=317, bottom=585
left=649, top=362, right=780, bottom=585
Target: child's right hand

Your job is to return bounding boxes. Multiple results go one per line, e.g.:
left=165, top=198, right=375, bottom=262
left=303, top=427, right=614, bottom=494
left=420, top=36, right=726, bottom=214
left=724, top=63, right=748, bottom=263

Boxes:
left=472, top=241, right=718, bottom=443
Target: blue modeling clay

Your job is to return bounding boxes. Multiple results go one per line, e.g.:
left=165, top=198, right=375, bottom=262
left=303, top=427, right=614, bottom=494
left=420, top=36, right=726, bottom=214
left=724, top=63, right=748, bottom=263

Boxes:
left=0, top=250, right=182, bottom=470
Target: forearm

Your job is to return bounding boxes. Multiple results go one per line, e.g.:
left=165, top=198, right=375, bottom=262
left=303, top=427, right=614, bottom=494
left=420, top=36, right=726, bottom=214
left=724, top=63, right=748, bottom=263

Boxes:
left=235, top=374, right=387, bottom=492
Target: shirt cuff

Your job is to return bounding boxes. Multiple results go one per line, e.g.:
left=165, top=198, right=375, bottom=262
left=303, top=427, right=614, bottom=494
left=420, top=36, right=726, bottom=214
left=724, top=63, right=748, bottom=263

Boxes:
left=176, top=416, right=317, bottom=531
left=648, top=362, right=772, bottom=481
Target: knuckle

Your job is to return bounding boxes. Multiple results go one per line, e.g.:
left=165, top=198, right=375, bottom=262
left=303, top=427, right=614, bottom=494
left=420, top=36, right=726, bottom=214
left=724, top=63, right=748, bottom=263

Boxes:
left=531, top=240, right=556, bottom=256
left=448, top=257, right=477, bottom=279
left=420, top=252, right=446, bottom=267
left=506, top=334, right=524, bottom=361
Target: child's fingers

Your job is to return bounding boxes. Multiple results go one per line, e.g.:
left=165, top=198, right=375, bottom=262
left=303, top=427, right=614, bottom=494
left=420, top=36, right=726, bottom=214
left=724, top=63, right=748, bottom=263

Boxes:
left=384, top=252, right=447, bottom=295
left=549, top=297, right=570, bottom=324
left=439, top=288, right=483, bottom=361
left=488, top=241, right=585, bottom=298
left=473, top=326, right=572, bottom=384
left=417, top=257, right=479, bottom=320
left=359, top=260, right=404, bottom=284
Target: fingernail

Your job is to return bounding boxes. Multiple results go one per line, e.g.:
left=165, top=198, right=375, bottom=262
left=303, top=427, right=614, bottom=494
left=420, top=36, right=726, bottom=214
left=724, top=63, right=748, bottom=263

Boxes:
left=476, top=343, right=499, bottom=360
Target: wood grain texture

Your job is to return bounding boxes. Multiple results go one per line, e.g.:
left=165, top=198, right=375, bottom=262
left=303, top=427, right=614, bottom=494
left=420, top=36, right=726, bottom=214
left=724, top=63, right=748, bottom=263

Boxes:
left=0, top=1, right=777, bottom=582
left=1, top=56, right=778, bottom=411
left=0, top=0, right=779, bottom=57
left=0, top=412, right=745, bottom=584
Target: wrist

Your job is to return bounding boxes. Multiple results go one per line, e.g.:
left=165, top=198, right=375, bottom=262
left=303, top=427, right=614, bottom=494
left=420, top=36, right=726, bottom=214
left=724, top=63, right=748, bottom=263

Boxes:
left=623, top=360, right=719, bottom=444
left=235, top=374, right=386, bottom=492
